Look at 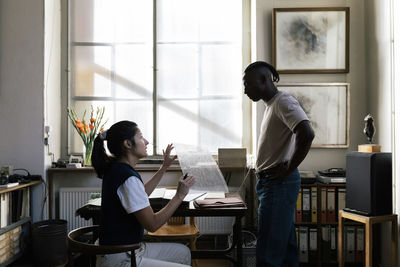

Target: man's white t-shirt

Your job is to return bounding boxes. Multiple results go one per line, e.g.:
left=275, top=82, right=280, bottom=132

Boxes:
left=256, top=90, right=309, bottom=172
left=117, top=176, right=150, bottom=214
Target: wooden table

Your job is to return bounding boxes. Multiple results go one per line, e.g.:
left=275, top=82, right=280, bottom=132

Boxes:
left=338, top=210, right=398, bottom=267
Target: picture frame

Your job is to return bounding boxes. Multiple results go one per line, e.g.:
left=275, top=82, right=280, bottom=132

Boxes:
left=273, top=7, right=349, bottom=73
left=277, top=83, right=350, bottom=148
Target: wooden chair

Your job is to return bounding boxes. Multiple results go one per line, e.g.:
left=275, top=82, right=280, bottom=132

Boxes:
left=147, top=216, right=199, bottom=250
left=67, top=225, right=140, bottom=267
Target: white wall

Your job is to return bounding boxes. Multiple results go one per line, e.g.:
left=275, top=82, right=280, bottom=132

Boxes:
left=253, top=0, right=367, bottom=171
left=0, top=0, right=45, bottom=222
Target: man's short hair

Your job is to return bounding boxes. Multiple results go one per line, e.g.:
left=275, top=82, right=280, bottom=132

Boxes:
left=244, top=61, right=280, bottom=82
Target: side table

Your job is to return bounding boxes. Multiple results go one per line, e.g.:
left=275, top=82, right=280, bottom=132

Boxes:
left=338, top=210, right=398, bottom=267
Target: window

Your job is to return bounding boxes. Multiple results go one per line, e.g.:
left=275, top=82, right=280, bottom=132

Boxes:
left=67, top=0, right=250, bottom=155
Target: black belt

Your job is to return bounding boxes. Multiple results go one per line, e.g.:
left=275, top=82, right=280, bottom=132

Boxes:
left=256, top=162, right=288, bottom=179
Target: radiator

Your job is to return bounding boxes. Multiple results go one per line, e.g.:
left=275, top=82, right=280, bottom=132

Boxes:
left=59, top=187, right=101, bottom=233
left=59, top=187, right=234, bottom=235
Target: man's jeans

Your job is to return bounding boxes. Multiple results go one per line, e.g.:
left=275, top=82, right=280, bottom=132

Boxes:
left=256, top=169, right=300, bottom=267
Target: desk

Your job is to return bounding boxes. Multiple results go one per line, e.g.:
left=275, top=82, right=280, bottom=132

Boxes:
left=76, top=193, right=247, bottom=267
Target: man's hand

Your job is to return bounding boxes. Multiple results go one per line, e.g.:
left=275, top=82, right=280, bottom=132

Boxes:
left=162, top=143, right=177, bottom=169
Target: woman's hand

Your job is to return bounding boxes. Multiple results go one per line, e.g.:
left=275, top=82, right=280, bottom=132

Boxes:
left=176, top=174, right=195, bottom=200
left=162, top=143, right=177, bottom=169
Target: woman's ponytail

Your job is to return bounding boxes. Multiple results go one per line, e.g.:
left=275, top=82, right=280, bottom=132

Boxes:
left=91, top=134, right=111, bottom=179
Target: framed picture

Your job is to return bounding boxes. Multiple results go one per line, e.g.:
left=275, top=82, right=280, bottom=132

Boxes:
left=277, top=83, right=350, bottom=148
left=273, top=7, right=349, bottom=73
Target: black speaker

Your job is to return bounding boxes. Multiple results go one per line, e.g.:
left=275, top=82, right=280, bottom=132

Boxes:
left=345, top=152, right=392, bottom=216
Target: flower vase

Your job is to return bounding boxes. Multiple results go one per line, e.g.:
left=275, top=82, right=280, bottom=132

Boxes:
left=83, top=143, right=93, bottom=166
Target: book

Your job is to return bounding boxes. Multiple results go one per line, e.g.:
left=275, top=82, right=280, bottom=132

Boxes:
left=0, top=183, right=19, bottom=189
left=193, top=197, right=245, bottom=208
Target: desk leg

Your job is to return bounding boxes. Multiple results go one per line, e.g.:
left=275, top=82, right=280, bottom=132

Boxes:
left=365, top=220, right=372, bottom=267
left=338, top=211, right=344, bottom=267
left=234, top=216, right=242, bottom=267
left=391, top=217, right=398, bottom=267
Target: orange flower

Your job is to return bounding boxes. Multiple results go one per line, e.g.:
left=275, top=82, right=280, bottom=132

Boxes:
left=85, top=125, right=89, bottom=133
left=90, top=118, right=96, bottom=123
left=100, top=127, right=104, bottom=132
left=89, top=124, right=94, bottom=130
left=79, top=126, right=85, bottom=133
left=76, top=120, right=84, bottom=128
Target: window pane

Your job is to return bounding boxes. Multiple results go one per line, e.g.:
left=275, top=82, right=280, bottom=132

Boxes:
left=157, top=44, right=199, bottom=98
left=72, top=46, right=112, bottom=97
left=115, top=101, right=154, bottom=155
left=157, top=0, right=199, bottom=42
left=115, top=44, right=153, bottom=99
left=158, top=100, right=199, bottom=151
left=201, top=44, right=243, bottom=96
left=71, top=0, right=152, bottom=43
left=198, top=0, right=242, bottom=42
left=199, top=99, right=242, bottom=152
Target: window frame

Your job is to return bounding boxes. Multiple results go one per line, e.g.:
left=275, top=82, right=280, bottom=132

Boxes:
left=60, top=0, right=252, bottom=160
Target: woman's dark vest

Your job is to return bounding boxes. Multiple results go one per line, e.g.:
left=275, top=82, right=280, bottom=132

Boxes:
left=99, top=162, right=145, bottom=245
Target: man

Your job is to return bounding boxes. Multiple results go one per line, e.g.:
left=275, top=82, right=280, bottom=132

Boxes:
left=243, top=61, right=314, bottom=266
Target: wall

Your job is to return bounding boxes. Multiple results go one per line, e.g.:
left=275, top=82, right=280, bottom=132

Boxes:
left=0, top=0, right=45, bottom=222
left=253, top=0, right=367, bottom=171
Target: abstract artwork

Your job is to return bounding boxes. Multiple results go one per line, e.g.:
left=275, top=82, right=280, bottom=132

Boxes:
left=273, top=8, right=349, bottom=73
left=277, top=83, right=350, bottom=148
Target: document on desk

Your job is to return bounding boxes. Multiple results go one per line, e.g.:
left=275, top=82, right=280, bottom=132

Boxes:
left=149, top=188, right=207, bottom=202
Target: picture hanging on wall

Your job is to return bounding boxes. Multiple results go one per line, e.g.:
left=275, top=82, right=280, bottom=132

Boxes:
left=277, top=83, right=350, bottom=148
left=273, top=7, right=349, bottom=73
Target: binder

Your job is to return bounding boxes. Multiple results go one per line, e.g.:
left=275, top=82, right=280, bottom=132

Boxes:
left=337, top=188, right=346, bottom=219
left=355, top=226, right=365, bottom=263
left=296, top=227, right=299, bottom=246
left=345, top=226, right=355, bottom=262
left=321, top=226, right=330, bottom=263
left=327, top=187, right=336, bottom=222
left=299, top=226, right=308, bottom=263
left=311, top=186, right=317, bottom=223
left=330, top=227, right=337, bottom=262
left=296, top=188, right=302, bottom=222
left=309, top=228, right=318, bottom=263
left=302, top=187, right=311, bottom=222
left=321, top=187, right=327, bottom=223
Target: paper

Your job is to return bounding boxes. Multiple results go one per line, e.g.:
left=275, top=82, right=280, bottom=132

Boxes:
left=205, top=191, right=225, bottom=199
left=149, top=188, right=207, bottom=202
left=149, top=188, right=166, bottom=199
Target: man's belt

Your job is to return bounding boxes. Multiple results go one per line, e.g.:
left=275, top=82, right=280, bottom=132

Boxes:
left=256, top=162, right=288, bottom=179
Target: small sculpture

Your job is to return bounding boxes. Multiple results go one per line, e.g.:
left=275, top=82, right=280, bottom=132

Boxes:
left=363, top=114, right=375, bottom=143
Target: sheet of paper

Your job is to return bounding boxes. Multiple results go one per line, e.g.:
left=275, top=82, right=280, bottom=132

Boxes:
left=205, top=191, right=225, bottom=199
left=163, top=189, right=207, bottom=202
left=149, top=188, right=166, bottom=199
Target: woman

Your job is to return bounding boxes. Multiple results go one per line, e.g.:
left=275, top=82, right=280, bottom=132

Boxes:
left=91, top=120, right=195, bottom=267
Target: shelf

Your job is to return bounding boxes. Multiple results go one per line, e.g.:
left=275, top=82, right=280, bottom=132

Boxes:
left=0, top=251, right=23, bottom=267
left=0, top=217, right=31, bottom=235
left=0, top=181, right=41, bottom=194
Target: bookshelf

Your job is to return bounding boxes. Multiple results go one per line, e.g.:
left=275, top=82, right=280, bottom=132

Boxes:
left=0, top=181, right=40, bottom=266
left=296, top=182, right=365, bottom=267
